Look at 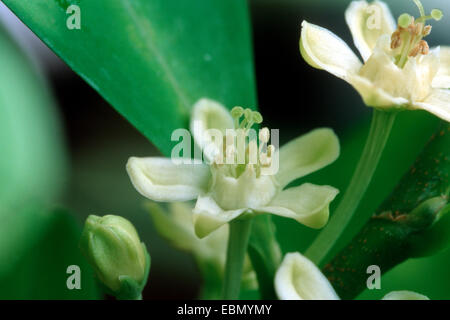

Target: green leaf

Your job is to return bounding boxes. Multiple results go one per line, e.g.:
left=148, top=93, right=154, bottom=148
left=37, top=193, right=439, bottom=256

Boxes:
left=3, top=0, right=257, bottom=156
left=323, top=123, right=449, bottom=300
left=0, top=207, right=100, bottom=299
left=0, top=24, right=67, bottom=207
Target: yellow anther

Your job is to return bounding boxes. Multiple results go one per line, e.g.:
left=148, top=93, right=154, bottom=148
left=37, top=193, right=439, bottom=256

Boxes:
left=423, top=25, right=432, bottom=36
left=390, top=30, right=402, bottom=49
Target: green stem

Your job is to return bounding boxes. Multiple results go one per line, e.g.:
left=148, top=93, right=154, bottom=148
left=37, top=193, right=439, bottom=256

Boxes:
left=222, top=218, right=253, bottom=299
left=305, top=109, right=397, bottom=266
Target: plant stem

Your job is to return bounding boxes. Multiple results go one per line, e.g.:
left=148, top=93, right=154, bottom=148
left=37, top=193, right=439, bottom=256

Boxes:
left=222, top=218, right=253, bottom=299
left=305, top=109, right=397, bottom=266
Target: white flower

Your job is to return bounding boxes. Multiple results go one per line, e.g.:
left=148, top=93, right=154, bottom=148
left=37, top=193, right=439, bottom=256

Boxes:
left=127, top=98, right=340, bottom=238
left=300, top=0, right=450, bottom=121
left=382, top=291, right=429, bottom=300
left=275, top=252, right=339, bottom=300
left=275, top=252, right=429, bottom=300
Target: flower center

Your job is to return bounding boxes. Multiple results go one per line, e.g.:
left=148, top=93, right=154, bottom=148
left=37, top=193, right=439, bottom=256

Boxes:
left=208, top=107, right=278, bottom=210
left=212, top=107, right=276, bottom=179
left=390, top=0, right=443, bottom=68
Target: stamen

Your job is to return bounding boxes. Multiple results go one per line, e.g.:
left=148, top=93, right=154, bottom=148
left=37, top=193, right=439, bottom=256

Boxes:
left=390, top=30, right=402, bottom=49
left=217, top=106, right=269, bottom=178
left=252, top=111, right=263, bottom=124
left=231, top=106, right=244, bottom=128
left=423, top=25, right=432, bottom=36
left=259, top=127, right=270, bottom=144
left=419, top=40, right=429, bottom=55
left=409, top=43, right=421, bottom=57
left=259, top=145, right=275, bottom=167
left=247, top=140, right=258, bottom=165
left=231, top=106, right=244, bottom=119
left=392, top=1, right=444, bottom=68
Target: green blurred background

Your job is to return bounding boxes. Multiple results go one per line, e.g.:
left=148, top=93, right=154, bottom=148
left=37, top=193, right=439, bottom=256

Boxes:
left=0, top=0, right=448, bottom=299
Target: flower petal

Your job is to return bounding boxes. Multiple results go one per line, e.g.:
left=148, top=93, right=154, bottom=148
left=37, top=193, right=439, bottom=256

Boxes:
left=414, top=89, right=450, bottom=122
left=275, top=252, right=340, bottom=300
left=349, top=35, right=417, bottom=108
left=300, top=21, right=362, bottom=81
left=275, top=128, right=340, bottom=188
left=126, top=157, right=211, bottom=202
left=382, top=291, right=429, bottom=300
left=258, top=183, right=339, bottom=229
left=432, top=46, right=450, bottom=89
left=193, top=195, right=246, bottom=238
left=349, top=73, right=410, bottom=108
left=190, top=98, right=234, bottom=162
left=146, top=202, right=228, bottom=260
left=147, top=202, right=199, bottom=251
left=345, top=1, right=396, bottom=61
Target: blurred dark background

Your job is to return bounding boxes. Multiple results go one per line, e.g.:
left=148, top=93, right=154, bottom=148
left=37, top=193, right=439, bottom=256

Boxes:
left=0, top=0, right=448, bottom=299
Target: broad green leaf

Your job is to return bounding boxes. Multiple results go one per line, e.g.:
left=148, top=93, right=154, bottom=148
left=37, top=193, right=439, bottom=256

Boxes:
left=2, top=0, right=257, bottom=156
left=0, top=24, right=67, bottom=207
left=0, top=207, right=100, bottom=299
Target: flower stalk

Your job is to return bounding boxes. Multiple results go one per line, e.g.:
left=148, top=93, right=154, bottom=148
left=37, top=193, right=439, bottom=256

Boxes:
left=306, top=109, right=397, bottom=266
left=222, top=217, right=253, bottom=299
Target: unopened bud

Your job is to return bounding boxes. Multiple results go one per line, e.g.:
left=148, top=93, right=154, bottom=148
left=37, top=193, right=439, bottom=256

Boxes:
left=80, top=215, right=150, bottom=299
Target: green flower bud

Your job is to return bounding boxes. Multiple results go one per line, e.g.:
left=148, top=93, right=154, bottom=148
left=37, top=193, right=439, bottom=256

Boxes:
left=80, top=215, right=150, bottom=299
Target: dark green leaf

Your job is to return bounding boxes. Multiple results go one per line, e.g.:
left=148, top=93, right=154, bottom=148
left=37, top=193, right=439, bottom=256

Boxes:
left=3, top=0, right=257, bottom=155
left=323, top=123, right=449, bottom=299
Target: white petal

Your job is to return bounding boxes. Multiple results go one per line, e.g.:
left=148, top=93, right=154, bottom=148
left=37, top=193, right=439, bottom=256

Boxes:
left=382, top=291, right=429, bottom=300
left=193, top=195, right=246, bottom=238
left=349, top=73, right=409, bottom=108
left=345, top=1, right=396, bottom=61
left=275, top=252, right=340, bottom=300
left=350, top=35, right=414, bottom=108
left=432, top=46, right=450, bottom=89
left=300, top=21, right=362, bottom=81
left=190, top=98, right=234, bottom=162
left=258, top=183, right=338, bottom=229
left=275, top=128, right=340, bottom=188
left=210, top=165, right=278, bottom=210
left=126, top=157, right=211, bottom=202
left=414, top=89, right=450, bottom=122
left=146, top=202, right=228, bottom=261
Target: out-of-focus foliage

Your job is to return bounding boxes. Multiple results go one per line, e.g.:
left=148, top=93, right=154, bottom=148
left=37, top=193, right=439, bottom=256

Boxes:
left=0, top=25, right=66, bottom=207
left=0, top=24, right=99, bottom=299
left=2, top=0, right=257, bottom=156
left=0, top=207, right=100, bottom=299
